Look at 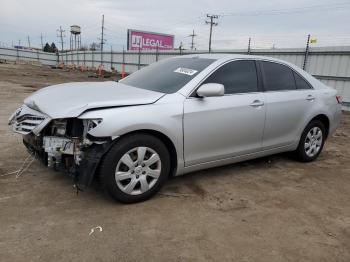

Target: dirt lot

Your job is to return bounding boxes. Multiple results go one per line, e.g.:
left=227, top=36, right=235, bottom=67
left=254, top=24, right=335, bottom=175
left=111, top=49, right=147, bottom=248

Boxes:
left=0, top=63, right=350, bottom=262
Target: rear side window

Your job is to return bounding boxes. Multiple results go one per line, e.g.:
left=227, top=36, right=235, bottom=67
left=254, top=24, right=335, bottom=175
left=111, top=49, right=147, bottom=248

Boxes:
left=293, top=72, right=312, bottom=89
left=261, top=61, right=296, bottom=91
left=202, top=60, right=258, bottom=94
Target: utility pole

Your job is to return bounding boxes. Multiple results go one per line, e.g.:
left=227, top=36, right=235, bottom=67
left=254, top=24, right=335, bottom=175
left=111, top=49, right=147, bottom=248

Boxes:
left=188, top=29, right=197, bottom=51
left=247, top=37, right=251, bottom=54
left=205, top=14, right=218, bottom=53
left=40, top=34, right=44, bottom=50
left=179, top=42, right=183, bottom=55
left=100, top=14, right=105, bottom=52
left=27, top=36, right=31, bottom=48
left=57, top=26, right=65, bottom=51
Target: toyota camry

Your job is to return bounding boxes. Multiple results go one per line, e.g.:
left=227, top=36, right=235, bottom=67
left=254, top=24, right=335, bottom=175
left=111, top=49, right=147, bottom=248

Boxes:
left=9, top=54, right=342, bottom=203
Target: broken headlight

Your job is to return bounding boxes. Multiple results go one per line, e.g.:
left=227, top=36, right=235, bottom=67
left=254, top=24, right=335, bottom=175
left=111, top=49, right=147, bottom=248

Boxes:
left=51, top=119, right=68, bottom=136
left=85, top=119, right=103, bottom=132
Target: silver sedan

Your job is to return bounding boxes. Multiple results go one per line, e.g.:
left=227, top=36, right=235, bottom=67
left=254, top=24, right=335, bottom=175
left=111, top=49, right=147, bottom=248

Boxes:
left=9, top=54, right=342, bottom=203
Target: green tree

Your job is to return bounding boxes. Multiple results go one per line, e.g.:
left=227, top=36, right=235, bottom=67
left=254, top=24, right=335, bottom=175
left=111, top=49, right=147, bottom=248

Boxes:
left=43, top=42, right=51, bottom=52
left=50, top=43, right=57, bottom=53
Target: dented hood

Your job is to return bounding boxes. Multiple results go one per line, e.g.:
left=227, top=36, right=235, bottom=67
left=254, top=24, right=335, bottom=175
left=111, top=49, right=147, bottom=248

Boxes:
left=24, top=81, right=165, bottom=119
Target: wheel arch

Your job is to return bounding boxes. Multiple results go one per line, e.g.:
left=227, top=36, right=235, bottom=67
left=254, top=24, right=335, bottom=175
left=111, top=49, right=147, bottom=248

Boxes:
left=309, top=114, right=330, bottom=138
left=113, top=129, right=178, bottom=177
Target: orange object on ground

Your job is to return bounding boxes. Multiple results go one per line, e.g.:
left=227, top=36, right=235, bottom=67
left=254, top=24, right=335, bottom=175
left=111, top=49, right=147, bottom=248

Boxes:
left=122, top=64, right=125, bottom=79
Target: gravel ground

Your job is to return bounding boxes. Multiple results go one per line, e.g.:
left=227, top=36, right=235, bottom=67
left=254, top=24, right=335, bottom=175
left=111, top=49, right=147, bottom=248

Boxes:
left=0, top=63, right=350, bottom=262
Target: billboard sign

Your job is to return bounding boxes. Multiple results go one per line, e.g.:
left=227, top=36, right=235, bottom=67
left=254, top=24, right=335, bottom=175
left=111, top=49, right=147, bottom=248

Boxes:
left=127, top=29, right=174, bottom=51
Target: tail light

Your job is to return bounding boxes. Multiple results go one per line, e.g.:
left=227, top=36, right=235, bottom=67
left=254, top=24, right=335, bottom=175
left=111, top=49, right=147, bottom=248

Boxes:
left=336, top=95, right=342, bottom=104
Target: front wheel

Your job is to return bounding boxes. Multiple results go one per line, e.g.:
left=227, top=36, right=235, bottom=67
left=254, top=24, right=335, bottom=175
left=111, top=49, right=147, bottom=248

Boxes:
left=99, top=134, right=170, bottom=203
left=294, top=120, right=326, bottom=162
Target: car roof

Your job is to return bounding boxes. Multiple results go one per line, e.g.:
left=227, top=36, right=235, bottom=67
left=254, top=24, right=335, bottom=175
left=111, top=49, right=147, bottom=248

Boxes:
left=178, top=53, right=309, bottom=74
left=179, top=53, right=287, bottom=64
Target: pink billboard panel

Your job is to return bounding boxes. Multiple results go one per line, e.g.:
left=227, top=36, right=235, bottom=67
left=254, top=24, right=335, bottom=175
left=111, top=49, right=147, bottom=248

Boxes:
left=127, top=29, right=174, bottom=51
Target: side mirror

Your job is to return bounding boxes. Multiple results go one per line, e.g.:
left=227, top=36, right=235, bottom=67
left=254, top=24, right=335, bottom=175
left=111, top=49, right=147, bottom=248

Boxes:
left=196, top=83, right=225, bottom=98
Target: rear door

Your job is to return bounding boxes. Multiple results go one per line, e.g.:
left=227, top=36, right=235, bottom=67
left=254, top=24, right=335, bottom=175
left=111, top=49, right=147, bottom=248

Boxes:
left=260, top=61, right=315, bottom=150
left=183, top=60, right=266, bottom=166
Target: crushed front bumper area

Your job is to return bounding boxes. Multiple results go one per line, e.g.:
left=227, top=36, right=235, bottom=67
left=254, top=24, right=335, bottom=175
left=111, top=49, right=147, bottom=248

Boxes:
left=23, top=133, right=113, bottom=189
left=10, top=104, right=113, bottom=189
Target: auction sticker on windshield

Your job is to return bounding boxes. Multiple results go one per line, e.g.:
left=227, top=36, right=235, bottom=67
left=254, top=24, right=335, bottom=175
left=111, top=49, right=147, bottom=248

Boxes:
left=174, top=67, right=198, bottom=76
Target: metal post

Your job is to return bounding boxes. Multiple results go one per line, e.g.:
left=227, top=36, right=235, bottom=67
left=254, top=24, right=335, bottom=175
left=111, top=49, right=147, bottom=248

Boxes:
left=110, top=46, right=113, bottom=70
left=77, top=50, right=79, bottom=66
left=122, top=47, right=126, bottom=78
left=247, top=37, right=251, bottom=55
left=56, top=51, right=60, bottom=65
left=303, top=34, right=311, bottom=71
left=37, top=50, right=40, bottom=62
left=138, top=47, right=141, bottom=70
left=156, top=46, right=159, bottom=62
left=83, top=49, right=86, bottom=66
left=16, top=46, right=19, bottom=63
left=92, top=51, right=94, bottom=68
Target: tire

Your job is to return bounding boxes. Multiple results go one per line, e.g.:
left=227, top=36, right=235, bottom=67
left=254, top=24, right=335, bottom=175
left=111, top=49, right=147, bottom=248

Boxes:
left=294, top=120, right=326, bottom=162
left=99, top=133, right=170, bottom=203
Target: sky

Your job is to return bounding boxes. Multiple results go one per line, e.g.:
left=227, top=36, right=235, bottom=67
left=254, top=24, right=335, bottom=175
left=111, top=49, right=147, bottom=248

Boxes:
left=1, top=0, right=350, bottom=51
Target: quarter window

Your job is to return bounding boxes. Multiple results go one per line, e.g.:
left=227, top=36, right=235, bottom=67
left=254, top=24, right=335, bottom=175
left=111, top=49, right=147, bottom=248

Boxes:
left=261, top=61, right=296, bottom=91
left=293, top=72, right=312, bottom=89
left=202, top=60, right=258, bottom=94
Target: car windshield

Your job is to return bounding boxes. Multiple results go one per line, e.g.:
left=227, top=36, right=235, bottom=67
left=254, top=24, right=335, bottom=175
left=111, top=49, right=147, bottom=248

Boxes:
left=120, top=57, right=215, bottom=94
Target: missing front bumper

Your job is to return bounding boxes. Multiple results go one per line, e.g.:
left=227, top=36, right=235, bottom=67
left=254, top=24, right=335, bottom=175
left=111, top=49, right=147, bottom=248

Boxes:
left=23, top=134, right=114, bottom=189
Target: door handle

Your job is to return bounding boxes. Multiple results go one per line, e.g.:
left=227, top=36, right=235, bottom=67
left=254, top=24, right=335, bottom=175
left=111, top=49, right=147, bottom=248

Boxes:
left=306, top=95, right=315, bottom=101
left=250, top=100, right=264, bottom=107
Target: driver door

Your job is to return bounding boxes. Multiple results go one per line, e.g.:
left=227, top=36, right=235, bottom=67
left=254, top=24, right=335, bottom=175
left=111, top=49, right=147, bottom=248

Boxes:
left=183, top=60, right=266, bottom=166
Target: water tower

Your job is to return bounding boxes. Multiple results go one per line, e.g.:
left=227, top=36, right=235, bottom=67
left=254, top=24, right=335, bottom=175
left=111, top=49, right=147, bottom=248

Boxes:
left=70, top=25, right=81, bottom=50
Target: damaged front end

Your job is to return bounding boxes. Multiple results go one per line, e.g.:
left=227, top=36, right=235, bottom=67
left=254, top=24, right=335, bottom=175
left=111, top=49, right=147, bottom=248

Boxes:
left=8, top=104, right=113, bottom=189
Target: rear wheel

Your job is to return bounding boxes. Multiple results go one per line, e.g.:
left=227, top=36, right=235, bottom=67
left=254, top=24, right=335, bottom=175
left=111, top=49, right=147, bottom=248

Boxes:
left=99, top=134, right=170, bottom=203
left=294, top=120, right=326, bottom=162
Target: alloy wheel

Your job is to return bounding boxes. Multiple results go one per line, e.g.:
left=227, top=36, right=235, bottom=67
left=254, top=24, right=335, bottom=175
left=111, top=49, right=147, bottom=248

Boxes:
left=304, top=127, right=323, bottom=158
left=115, top=147, right=162, bottom=195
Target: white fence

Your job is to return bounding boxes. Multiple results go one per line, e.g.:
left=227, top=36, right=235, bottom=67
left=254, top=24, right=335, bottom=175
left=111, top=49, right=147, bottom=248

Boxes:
left=0, top=47, right=57, bottom=66
left=1, top=46, right=350, bottom=109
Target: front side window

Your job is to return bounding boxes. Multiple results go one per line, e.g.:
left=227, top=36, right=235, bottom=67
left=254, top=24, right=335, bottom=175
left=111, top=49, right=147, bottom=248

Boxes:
left=261, top=61, right=296, bottom=91
left=202, top=60, right=258, bottom=94
left=121, top=57, right=215, bottom=94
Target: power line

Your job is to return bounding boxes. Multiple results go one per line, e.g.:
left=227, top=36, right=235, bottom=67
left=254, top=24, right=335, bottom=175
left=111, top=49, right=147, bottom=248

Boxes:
left=100, top=14, right=106, bottom=51
left=220, top=2, right=350, bottom=17
left=247, top=37, right=251, bottom=54
left=56, top=26, right=65, bottom=51
left=40, top=33, right=44, bottom=49
left=27, top=36, right=31, bottom=48
left=205, top=14, right=218, bottom=53
left=188, top=29, right=197, bottom=50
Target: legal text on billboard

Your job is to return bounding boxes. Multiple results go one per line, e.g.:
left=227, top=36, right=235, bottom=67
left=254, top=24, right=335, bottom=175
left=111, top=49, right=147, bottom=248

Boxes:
left=128, top=30, right=174, bottom=50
